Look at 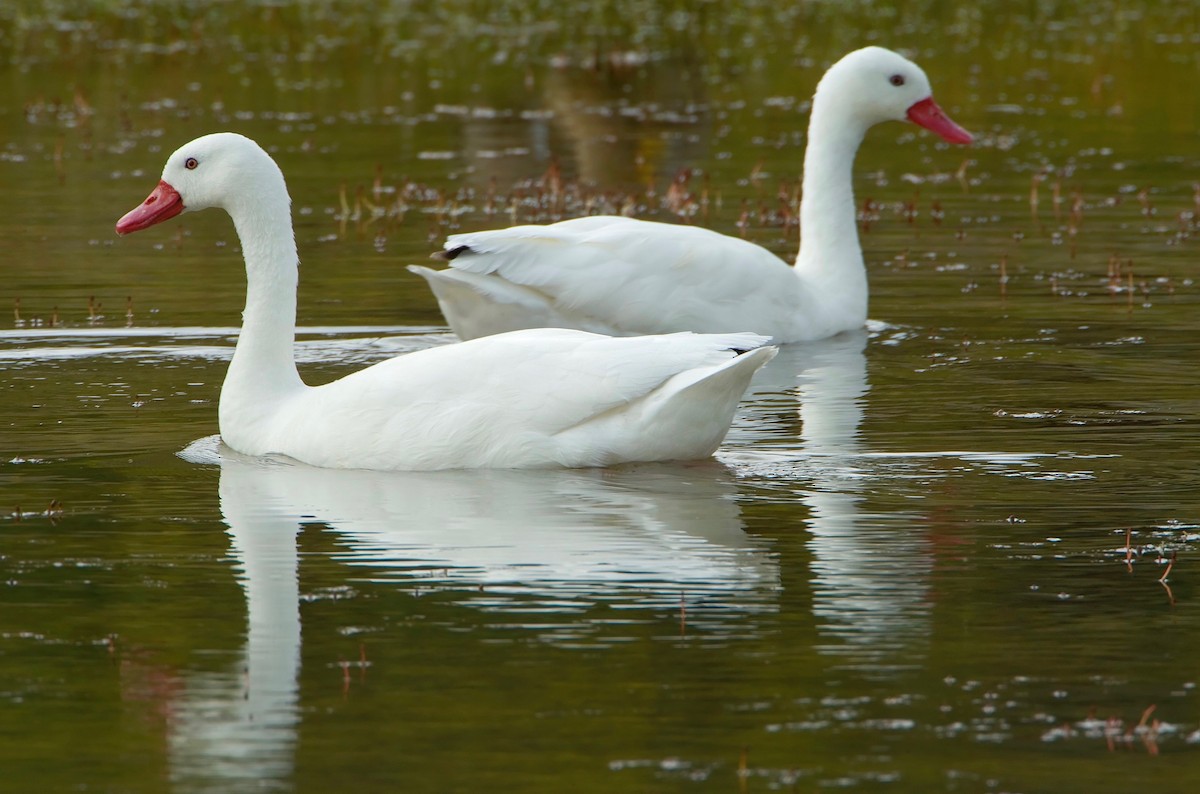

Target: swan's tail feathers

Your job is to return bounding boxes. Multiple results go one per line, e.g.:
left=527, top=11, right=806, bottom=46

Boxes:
left=555, top=339, right=777, bottom=466
left=675, top=344, right=778, bottom=398
left=407, top=264, right=571, bottom=339
left=648, top=343, right=777, bottom=456
left=408, top=264, right=540, bottom=306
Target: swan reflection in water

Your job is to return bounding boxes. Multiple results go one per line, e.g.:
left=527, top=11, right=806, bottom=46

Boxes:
left=165, top=324, right=943, bottom=787
left=166, top=441, right=779, bottom=789
left=731, top=326, right=934, bottom=676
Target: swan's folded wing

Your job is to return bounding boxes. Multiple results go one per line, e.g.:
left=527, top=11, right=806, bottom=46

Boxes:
left=311, top=329, right=765, bottom=427
left=438, top=217, right=799, bottom=334
left=497, top=329, right=772, bottom=427
left=401, top=328, right=764, bottom=412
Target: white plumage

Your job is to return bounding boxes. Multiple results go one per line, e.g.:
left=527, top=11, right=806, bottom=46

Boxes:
left=116, top=133, right=776, bottom=471
left=411, top=46, right=972, bottom=343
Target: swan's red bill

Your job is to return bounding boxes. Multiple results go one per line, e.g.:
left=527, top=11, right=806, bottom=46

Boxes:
left=115, top=180, right=184, bottom=235
left=906, top=97, right=973, bottom=145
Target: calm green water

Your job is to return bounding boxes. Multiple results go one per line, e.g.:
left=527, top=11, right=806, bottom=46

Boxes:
left=3, top=2, right=1200, bottom=792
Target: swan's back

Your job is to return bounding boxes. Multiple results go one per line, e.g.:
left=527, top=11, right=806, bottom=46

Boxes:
left=410, top=216, right=803, bottom=340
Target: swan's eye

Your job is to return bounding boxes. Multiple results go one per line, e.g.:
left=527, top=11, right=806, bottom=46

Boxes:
left=185, top=157, right=199, bottom=170
left=889, top=74, right=905, bottom=87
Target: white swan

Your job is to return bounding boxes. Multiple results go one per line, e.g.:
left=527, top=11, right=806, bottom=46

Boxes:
left=115, top=133, right=777, bottom=471
left=409, top=47, right=973, bottom=343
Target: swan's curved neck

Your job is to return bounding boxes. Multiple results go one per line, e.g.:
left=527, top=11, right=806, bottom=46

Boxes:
left=788, top=96, right=871, bottom=336
left=795, top=105, right=866, bottom=275
left=224, top=192, right=304, bottom=403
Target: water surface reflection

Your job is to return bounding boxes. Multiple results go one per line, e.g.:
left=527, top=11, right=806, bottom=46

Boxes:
left=731, top=329, right=933, bottom=675
left=169, top=440, right=780, bottom=787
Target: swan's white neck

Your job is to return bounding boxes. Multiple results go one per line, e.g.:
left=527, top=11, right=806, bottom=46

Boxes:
left=791, top=95, right=870, bottom=334
left=219, top=189, right=305, bottom=440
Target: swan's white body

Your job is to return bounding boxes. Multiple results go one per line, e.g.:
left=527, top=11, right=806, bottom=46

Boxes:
left=410, top=47, right=972, bottom=343
left=116, top=133, right=776, bottom=471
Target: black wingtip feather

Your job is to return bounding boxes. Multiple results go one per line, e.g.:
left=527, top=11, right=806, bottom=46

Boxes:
left=432, top=245, right=472, bottom=261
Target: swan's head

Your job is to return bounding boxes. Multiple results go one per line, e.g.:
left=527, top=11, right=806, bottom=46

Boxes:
left=816, top=47, right=973, bottom=144
left=116, top=132, right=288, bottom=235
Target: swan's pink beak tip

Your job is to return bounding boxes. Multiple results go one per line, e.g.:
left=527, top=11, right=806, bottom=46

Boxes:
left=116, top=180, right=184, bottom=236
left=906, top=97, right=973, bottom=145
